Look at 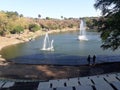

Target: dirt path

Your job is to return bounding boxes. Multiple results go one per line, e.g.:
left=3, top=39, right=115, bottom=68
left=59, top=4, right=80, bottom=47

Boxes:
left=0, top=62, right=120, bottom=81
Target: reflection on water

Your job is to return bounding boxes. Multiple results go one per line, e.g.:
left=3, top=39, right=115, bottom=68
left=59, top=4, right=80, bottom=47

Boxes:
left=0, top=31, right=120, bottom=65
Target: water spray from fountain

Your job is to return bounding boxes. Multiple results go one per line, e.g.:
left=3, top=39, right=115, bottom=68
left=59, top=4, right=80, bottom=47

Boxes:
left=78, top=19, right=88, bottom=41
left=41, top=33, right=54, bottom=51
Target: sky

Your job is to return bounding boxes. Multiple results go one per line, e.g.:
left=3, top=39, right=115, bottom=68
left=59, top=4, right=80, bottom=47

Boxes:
left=0, top=0, right=101, bottom=19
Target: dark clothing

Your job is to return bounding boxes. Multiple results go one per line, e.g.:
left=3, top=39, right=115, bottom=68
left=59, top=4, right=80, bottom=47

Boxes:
left=93, top=55, right=96, bottom=65
left=87, top=55, right=91, bottom=65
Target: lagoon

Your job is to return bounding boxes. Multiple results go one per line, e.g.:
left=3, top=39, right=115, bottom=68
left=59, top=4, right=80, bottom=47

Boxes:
left=0, top=31, right=120, bottom=65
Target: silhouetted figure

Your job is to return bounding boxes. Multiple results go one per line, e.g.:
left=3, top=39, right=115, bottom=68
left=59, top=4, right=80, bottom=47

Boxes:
left=87, top=55, right=91, bottom=65
left=93, top=55, right=96, bottom=65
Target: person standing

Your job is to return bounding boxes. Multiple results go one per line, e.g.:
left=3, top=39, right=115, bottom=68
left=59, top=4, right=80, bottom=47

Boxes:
left=93, top=55, right=96, bottom=65
left=87, top=55, right=91, bottom=65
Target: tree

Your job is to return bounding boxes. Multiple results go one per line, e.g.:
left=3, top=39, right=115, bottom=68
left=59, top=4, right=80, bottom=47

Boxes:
left=38, top=14, right=41, bottom=19
left=0, top=12, right=11, bottom=36
left=46, top=17, right=51, bottom=20
left=20, top=14, right=23, bottom=17
left=29, top=23, right=41, bottom=32
left=5, top=11, right=19, bottom=18
left=61, top=16, right=63, bottom=20
left=94, top=0, right=120, bottom=16
left=94, top=0, right=120, bottom=50
left=10, top=26, right=24, bottom=34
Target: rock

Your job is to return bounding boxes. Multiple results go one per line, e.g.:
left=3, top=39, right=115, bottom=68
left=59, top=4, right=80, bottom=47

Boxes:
left=0, top=57, right=8, bottom=66
left=0, top=57, right=6, bottom=62
left=0, top=62, right=8, bottom=66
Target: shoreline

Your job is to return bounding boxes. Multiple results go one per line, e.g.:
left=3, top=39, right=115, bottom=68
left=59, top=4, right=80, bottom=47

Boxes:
left=0, top=28, right=78, bottom=51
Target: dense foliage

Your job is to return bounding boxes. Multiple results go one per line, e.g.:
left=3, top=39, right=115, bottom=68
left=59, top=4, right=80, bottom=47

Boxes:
left=29, top=24, right=41, bottom=32
left=0, top=11, right=31, bottom=36
left=10, top=26, right=24, bottom=34
left=94, top=0, right=120, bottom=50
left=38, top=19, right=79, bottom=30
left=0, top=10, right=99, bottom=37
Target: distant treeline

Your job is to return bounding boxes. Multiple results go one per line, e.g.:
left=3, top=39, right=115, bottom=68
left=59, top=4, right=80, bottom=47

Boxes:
left=0, top=11, right=99, bottom=36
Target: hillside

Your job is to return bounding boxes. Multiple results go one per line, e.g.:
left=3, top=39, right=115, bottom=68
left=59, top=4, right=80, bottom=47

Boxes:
left=0, top=11, right=99, bottom=37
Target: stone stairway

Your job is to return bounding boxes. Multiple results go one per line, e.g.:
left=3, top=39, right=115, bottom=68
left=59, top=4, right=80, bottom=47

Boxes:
left=1, top=72, right=120, bottom=90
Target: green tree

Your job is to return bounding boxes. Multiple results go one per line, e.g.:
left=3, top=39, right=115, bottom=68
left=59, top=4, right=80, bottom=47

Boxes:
left=10, top=26, right=24, bottom=34
left=94, top=0, right=120, bottom=50
left=38, top=14, right=41, bottom=19
left=46, top=17, right=51, bottom=20
left=61, top=16, right=63, bottom=20
left=29, top=23, right=41, bottom=32
left=20, top=14, right=23, bottom=17
left=2, top=11, right=19, bottom=21
left=5, top=11, right=19, bottom=18
left=0, top=12, right=11, bottom=36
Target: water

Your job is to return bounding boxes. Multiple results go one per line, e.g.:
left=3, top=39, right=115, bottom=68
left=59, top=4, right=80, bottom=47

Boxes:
left=0, top=31, right=120, bottom=65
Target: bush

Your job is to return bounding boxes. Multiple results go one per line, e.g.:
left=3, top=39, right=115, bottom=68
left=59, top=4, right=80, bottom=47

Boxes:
left=0, top=30, right=7, bottom=36
left=68, top=24, right=74, bottom=28
left=29, top=24, right=41, bottom=32
left=10, top=26, right=24, bottom=34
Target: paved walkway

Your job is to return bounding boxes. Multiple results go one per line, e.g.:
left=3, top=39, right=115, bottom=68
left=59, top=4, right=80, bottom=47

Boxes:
left=0, top=72, right=120, bottom=90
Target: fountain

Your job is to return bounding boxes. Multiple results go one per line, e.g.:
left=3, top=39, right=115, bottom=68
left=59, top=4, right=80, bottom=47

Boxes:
left=41, top=33, right=54, bottom=51
left=78, top=19, right=88, bottom=40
